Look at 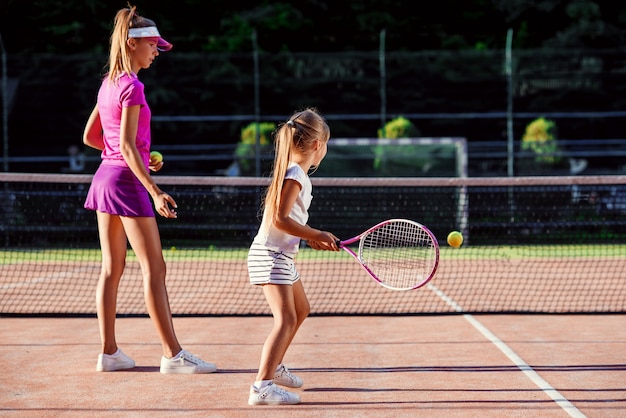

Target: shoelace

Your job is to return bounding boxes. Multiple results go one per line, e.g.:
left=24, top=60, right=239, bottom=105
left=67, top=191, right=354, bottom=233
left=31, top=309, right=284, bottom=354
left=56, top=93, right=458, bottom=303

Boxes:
left=277, top=366, right=296, bottom=382
left=275, top=386, right=290, bottom=399
left=271, top=385, right=290, bottom=399
left=257, top=383, right=293, bottom=401
left=181, top=352, right=205, bottom=365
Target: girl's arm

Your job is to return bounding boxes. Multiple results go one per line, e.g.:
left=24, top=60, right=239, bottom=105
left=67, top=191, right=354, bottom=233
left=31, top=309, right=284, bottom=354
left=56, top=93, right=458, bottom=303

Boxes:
left=275, top=179, right=339, bottom=250
left=120, top=105, right=177, bottom=218
left=83, top=105, right=104, bottom=150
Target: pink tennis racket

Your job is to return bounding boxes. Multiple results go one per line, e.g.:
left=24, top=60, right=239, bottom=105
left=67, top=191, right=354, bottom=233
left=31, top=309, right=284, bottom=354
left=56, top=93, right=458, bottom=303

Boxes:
left=337, top=218, right=439, bottom=291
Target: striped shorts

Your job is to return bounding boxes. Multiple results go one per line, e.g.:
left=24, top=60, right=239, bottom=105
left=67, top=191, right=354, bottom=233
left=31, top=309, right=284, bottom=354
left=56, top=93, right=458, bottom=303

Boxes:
left=247, top=242, right=300, bottom=286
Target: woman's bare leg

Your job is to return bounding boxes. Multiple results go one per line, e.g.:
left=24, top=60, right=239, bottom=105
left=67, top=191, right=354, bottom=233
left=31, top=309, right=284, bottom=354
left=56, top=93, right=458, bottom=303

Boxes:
left=121, top=216, right=182, bottom=358
left=95, top=212, right=128, bottom=355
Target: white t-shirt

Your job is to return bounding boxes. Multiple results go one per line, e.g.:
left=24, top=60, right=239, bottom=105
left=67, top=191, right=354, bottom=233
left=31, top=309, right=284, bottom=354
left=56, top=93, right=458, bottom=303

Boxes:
left=252, top=163, right=312, bottom=254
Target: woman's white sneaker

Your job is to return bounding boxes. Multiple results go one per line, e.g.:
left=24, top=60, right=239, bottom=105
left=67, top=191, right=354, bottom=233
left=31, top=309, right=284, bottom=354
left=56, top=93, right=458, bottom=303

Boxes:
left=96, top=348, right=135, bottom=372
left=160, top=349, right=217, bottom=374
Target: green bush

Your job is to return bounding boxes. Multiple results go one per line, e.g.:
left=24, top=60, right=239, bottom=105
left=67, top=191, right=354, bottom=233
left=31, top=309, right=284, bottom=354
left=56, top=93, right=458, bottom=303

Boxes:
left=377, top=116, right=419, bottom=139
left=517, top=117, right=572, bottom=175
left=374, top=117, right=421, bottom=174
left=520, top=117, right=562, bottom=165
left=235, top=122, right=276, bottom=175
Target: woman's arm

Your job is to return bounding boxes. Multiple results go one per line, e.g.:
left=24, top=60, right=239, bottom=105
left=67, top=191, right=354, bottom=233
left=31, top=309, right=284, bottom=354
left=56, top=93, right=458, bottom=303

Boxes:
left=83, top=105, right=104, bottom=150
left=120, top=105, right=177, bottom=218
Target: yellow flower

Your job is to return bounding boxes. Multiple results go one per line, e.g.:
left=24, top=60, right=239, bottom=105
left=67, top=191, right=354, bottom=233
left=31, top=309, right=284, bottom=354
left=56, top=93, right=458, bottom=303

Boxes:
left=521, top=117, right=561, bottom=164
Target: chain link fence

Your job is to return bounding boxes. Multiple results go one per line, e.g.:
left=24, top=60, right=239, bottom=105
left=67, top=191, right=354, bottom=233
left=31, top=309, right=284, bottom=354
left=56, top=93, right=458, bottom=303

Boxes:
left=2, top=48, right=626, bottom=175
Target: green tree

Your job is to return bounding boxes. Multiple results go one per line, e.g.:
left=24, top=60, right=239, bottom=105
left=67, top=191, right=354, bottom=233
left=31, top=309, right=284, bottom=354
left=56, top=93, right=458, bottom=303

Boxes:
left=3, top=0, right=626, bottom=53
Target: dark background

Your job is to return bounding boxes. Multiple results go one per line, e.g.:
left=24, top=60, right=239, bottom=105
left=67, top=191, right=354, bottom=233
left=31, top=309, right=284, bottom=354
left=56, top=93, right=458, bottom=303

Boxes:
left=4, top=0, right=626, bottom=54
left=1, top=0, right=626, bottom=175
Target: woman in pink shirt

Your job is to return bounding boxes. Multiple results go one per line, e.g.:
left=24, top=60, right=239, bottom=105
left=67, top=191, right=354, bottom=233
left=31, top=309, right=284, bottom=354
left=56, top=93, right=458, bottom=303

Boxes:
left=83, top=4, right=216, bottom=374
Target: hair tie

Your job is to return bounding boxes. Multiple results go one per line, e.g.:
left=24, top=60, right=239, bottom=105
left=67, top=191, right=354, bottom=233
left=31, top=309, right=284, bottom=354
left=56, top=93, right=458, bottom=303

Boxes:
left=286, top=120, right=295, bottom=127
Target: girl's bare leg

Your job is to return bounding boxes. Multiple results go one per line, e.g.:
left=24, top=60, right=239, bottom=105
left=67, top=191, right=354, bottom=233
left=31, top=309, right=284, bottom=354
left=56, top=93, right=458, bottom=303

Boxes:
left=255, top=283, right=303, bottom=381
left=276, top=280, right=309, bottom=365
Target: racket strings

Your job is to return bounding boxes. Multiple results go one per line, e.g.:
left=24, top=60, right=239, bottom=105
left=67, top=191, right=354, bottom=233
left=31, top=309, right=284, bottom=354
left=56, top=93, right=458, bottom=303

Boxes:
left=359, top=221, right=437, bottom=290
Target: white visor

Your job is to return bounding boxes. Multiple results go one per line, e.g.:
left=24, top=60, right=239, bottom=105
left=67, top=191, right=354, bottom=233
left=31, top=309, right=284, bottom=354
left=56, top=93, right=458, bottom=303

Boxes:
left=128, top=26, right=172, bottom=52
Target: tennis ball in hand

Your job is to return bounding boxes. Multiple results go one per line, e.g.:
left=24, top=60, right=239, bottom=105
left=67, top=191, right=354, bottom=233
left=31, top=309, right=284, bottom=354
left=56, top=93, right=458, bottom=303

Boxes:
left=150, top=151, right=163, bottom=164
left=447, top=231, right=463, bottom=248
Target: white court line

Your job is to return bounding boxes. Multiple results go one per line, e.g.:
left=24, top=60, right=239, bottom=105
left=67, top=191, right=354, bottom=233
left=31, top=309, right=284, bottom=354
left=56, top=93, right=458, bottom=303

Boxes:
left=427, top=282, right=587, bottom=418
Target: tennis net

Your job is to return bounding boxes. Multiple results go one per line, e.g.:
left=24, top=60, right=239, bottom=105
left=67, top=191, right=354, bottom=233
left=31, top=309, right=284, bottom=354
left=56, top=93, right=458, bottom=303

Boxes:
left=1, top=173, right=624, bottom=316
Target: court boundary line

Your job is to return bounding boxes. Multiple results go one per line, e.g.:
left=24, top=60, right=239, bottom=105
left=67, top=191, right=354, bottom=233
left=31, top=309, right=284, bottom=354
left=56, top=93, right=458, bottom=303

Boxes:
left=427, top=282, right=587, bottom=418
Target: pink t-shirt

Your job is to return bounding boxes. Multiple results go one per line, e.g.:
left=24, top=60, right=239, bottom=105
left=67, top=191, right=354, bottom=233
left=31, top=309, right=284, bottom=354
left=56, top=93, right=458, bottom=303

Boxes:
left=97, top=73, right=151, bottom=167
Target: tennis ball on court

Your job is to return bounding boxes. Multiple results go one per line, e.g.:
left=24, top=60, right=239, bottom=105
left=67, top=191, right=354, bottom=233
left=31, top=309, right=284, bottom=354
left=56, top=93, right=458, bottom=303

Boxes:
left=150, top=151, right=163, bottom=164
left=447, top=231, right=463, bottom=248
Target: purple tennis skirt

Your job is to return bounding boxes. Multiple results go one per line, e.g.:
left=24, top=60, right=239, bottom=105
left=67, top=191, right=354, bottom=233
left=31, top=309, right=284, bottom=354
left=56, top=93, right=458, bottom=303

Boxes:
left=84, top=164, right=154, bottom=217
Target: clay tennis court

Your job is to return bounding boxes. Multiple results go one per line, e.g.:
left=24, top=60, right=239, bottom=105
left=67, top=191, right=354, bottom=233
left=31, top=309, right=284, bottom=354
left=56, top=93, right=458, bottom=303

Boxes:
left=1, top=251, right=624, bottom=315
left=1, top=252, right=625, bottom=417
left=1, top=314, right=625, bottom=417
left=1, top=173, right=625, bottom=416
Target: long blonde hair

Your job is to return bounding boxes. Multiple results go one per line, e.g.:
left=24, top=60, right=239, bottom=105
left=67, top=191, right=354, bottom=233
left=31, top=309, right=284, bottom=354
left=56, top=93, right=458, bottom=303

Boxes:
left=106, top=4, right=157, bottom=83
left=261, top=108, right=330, bottom=228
